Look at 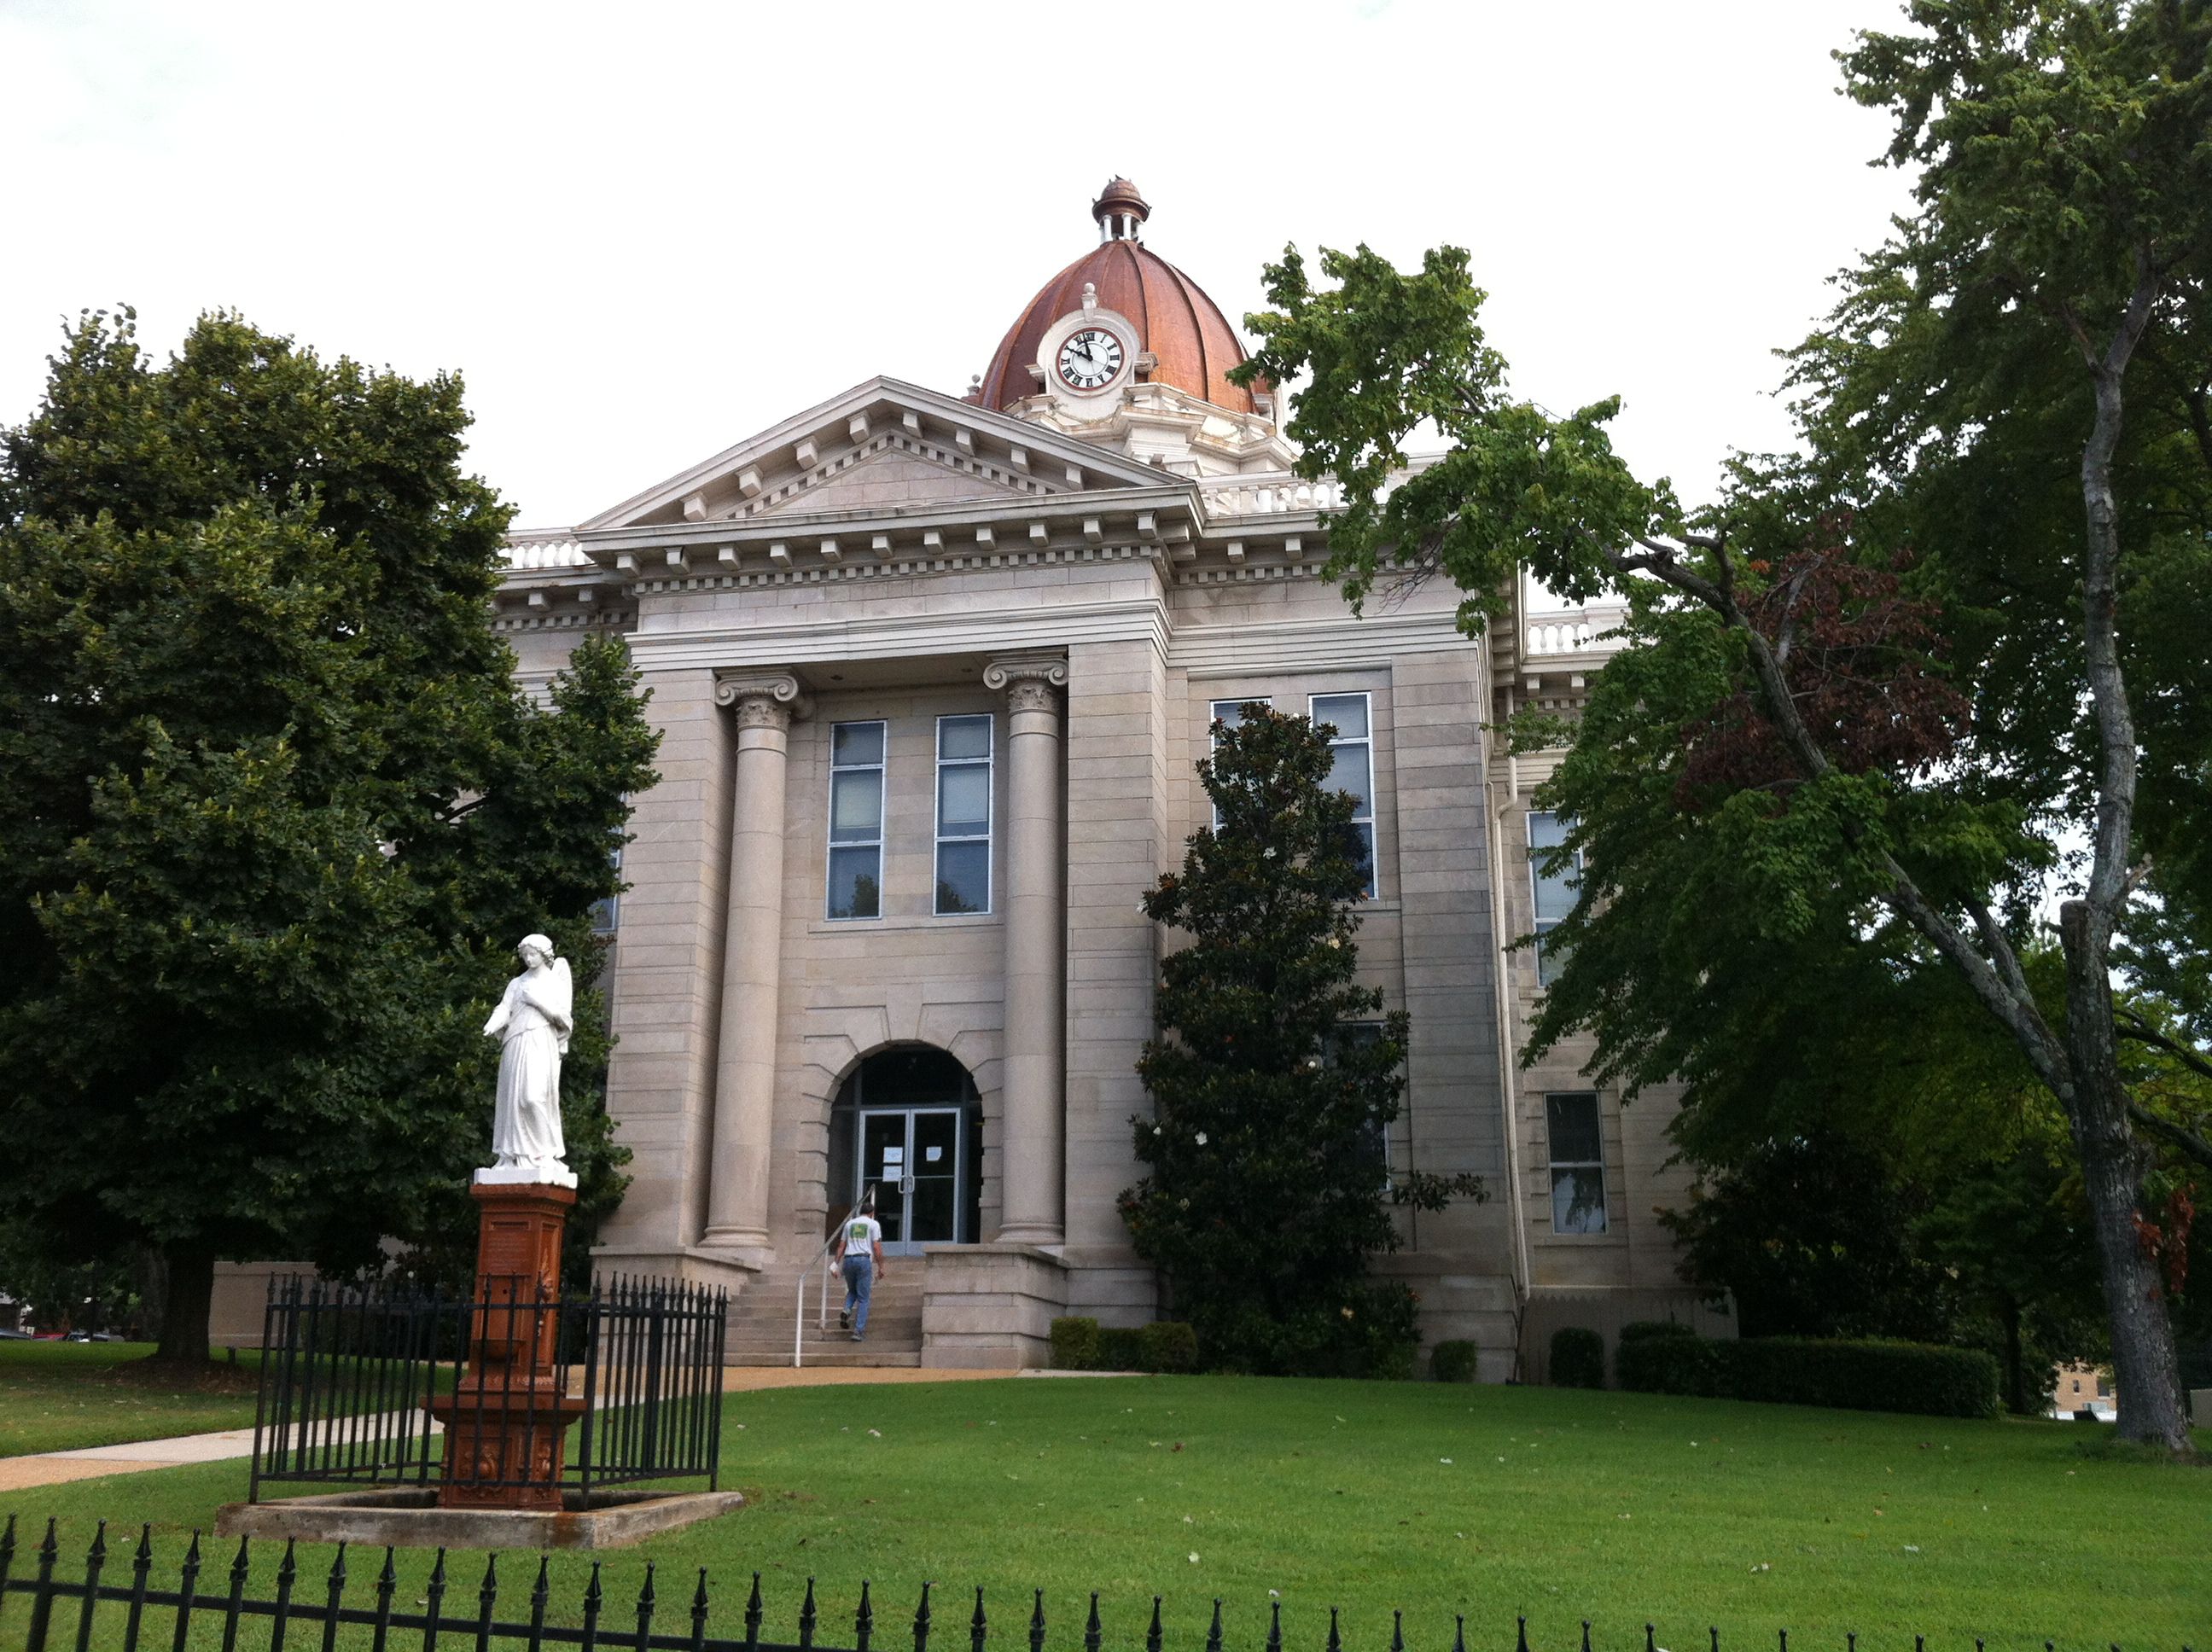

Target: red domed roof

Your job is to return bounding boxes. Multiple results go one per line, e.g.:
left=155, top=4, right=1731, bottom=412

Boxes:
left=975, top=181, right=1262, bottom=416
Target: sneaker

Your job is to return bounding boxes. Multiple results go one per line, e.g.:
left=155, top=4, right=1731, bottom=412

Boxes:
left=851, top=1330, right=864, bottom=1342
left=839, top=1307, right=850, bottom=1329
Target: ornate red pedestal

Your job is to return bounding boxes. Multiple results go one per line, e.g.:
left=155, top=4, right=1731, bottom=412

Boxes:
left=428, top=1180, right=587, bottom=1511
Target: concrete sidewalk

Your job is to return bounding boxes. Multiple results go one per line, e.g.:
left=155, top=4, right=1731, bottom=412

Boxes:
left=0, top=1364, right=1041, bottom=1494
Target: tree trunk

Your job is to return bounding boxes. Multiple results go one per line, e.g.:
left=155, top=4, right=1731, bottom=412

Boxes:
left=2062, top=903, right=2191, bottom=1448
left=1998, top=1295, right=2028, bottom=1417
left=154, top=1243, right=217, bottom=1368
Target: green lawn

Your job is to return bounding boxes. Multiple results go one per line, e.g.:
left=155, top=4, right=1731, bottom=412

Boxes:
left=4, top=1377, right=2206, bottom=1649
left=0, top=1341, right=271, bottom=1457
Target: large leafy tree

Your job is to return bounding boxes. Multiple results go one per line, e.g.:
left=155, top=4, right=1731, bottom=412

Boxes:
left=1121, top=704, right=1479, bottom=1375
left=0, top=309, right=659, bottom=1366
left=1234, top=3, right=2210, bottom=1446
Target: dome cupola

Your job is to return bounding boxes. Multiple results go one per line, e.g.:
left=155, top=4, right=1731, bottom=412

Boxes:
left=975, top=180, right=1263, bottom=418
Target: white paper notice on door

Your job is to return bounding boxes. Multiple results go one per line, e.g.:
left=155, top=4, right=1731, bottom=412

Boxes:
left=884, top=1146, right=905, bottom=1166
left=925, top=1145, right=943, bottom=1162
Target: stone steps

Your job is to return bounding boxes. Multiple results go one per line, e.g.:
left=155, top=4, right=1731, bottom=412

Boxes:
left=724, top=1259, right=925, bottom=1368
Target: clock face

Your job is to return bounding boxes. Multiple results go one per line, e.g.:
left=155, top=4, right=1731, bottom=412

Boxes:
left=1056, top=328, right=1125, bottom=391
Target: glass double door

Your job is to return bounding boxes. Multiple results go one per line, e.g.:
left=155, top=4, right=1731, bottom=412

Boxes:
left=856, top=1107, right=963, bottom=1255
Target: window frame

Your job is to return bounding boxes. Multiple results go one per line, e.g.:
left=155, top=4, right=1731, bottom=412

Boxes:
left=825, top=719, right=888, bottom=922
left=1544, top=1091, right=1610, bottom=1235
left=1309, top=691, right=1377, bottom=899
left=1208, top=697, right=1268, bottom=829
left=1528, top=810, right=1582, bottom=986
left=1324, top=1021, right=1393, bottom=1192
left=933, top=713, right=995, bottom=916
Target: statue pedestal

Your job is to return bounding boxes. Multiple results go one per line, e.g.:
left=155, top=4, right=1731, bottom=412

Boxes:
left=428, top=1179, right=586, bottom=1511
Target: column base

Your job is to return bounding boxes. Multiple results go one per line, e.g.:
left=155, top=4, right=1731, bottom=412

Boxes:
left=992, top=1224, right=1065, bottom=1248
left=694, top=1230, right=775, bottom=1271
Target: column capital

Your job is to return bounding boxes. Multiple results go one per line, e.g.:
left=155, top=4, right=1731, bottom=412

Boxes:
left=713, top=670, right=813, bottom=730
left=983, top=654, right=1068, bottom=715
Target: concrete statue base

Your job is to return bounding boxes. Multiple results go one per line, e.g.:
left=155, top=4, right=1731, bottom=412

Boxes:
left=218, top=1486, right=745, bottom=1550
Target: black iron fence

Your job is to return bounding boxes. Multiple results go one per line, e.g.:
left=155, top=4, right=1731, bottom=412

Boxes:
left=250, top=1274, right=726, bottom=1504
left=0, top=1521, right=2191, bottom=1652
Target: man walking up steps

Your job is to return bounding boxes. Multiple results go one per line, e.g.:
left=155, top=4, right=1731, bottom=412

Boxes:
left=837, top=1192, right=886, bottom=1341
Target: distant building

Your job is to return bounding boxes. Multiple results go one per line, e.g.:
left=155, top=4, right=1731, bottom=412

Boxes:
left=482, top=183, right=1721, bottom=1371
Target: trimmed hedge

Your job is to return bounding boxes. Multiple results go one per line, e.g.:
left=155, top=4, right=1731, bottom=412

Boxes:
left=1617, top=1318, right=1698, bottom=1344
left=1140, top=1320, right=1200, bottom=1374
left=1431, top=1340, right=1479, bottom=1384
left=1550, top=1326, right=1606, bottom=1389
left=1617, top=1330, right=2000, bottom=1419
left=1049, top=1316, right=1100, bottom=1371
left=1049, top=1316, right=1200, bottom=1373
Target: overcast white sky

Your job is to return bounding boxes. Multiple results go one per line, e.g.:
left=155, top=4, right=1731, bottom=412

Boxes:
left=1, top=0, right=1918, bottom=533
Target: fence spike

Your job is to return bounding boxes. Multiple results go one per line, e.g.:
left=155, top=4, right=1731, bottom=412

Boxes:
left=1206, top=1600, right=1224, bottom=1652
left=216, top=1536, right=253, bottom=1652
left=632, top=1566, right=657, bottom=1652
left=1392, top=1608, right=1406, bottom=1652
left=1030, top=1591, right=1048, bottom=1652
left=1580, top=1622, right=1591, bottom=1652
left=745, top=1573, right=765, bottom=1652
left=972, top=1588, right=990, bottom=1652
left=265, top=1540, right=298, bottom=1652
left=1450, top=1614, right=1464, bottom=1652
left=1266, top=1601, right=1283, bottom=1652
left=72, top=1519, right=109, bottom=1652
left=121, top=1525, right=154, bottom=1652
left=1147, top=1597, right=1163, bottom=1652
left=26, top=1516, right=60, bottom=1652
left=471, top=1555, right=497, bottom=1652
left=857, top=1583, right=876, bottom=1652
left=421, top=1549, right=446, bottom=1652
left=689, top=1571, right=712, bottom=1652
left=1514, top=1616, right=1527, bottom=1652
left=915, top=1581, right=935, bottom=1652
left=582, top=1562, right=605, bottom=1652
left=370, top=1546, right=399, bottom=1652
left=1086, top=1591, right=1103, bottom=1652
left=527, top=1555, right=551, bottom=1652
left=320, top=1544, right=348, bottom=1652
left=1644, top=1627, right=1655, bottom=1652
left=801, top=1578, right=819, bottom=1652
left=1329, top=1606, right=1343, bottom=1652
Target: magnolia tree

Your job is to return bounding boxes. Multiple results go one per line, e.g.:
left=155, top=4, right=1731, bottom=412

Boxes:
left=1231, top=3, right=2212, bottom=1447
left=1121, top=704, right=1481, bottom=1376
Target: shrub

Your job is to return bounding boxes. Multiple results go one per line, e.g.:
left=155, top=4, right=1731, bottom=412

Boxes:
left=1729, top=1336, right=2000, bottom=1419
left=1049, top=1316, right=1099, bottom=1371
left=1096, top=1325, right=1148, bottom=1371
left=1431, top=1340, right=1479, bottom=1383
left=1616, top=1330, right=1728, bottom=1396
left=1550, top=1327, right=1605, bottom=1388
left=1140, top=1321, right=1200, bottom=1374
left=1617, top=1318, right=1698, bottom=1344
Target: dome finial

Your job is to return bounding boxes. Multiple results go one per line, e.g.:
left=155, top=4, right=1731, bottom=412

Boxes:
left=1091, top=177, right=1150, bottom=244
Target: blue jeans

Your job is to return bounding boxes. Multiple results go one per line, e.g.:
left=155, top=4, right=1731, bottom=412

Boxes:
left=841, top=1255, right=874, bottom=1335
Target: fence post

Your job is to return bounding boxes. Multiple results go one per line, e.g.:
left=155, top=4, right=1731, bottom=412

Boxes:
left=527, top=1556, right=550, bottom=1652
left=690, top=1569, right=713, bottom=1652
left=1204, top=1600, right=1222, bottom=1652
left=743, top=1574, right=763, bottom=1652
left=122, top=1526, right=154, bottom=1652
left=634, top=1562, right=658, bottom=1652
left=71, top=1521, right=107, bottom=1652
left=269, top=1541, right=298, bottom=1652
left=971, top=1589, right=987, bottom=1652
left=320, top=1545, right=349, bottom=1652
left=914, top=1581, right=934, bottom=1652
left=857, top=1581, right=876, bottom=1652
left=472, top=1554, right=498, bottom=1652
left=1032, top=1591, right=1049, bottom=1652
left=219, top=1537, right=250, bottom=1652
left=1145, top=1597, right=1161, bottom=1652
left=0, top=1513, right=16, bottom=1632
left=24, top=1518, right=59, bottom=1652
left=372, top=1547, right=399, bottom=1652
left=581, top=1563, right=603, bottom=1652
left=800, top=1579, right=818, bottom=1652
left=1084, top=1591, right=1101, bottom=1652
left=422, top=1548, right=448, bottom=1652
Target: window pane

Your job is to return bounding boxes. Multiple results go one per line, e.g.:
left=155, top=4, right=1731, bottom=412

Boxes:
left=1326, top=742, right=1374, bottom=815
left=1551, top=1166, right=1609, bottom=1234
left=939, top=715, right=992, bottom=760
left=834, top=722, right=884, bottom=767
left=1535, top=922, right=1570, bottom=986
left=1546, top=1094, right=1603, bottom=1164
left=828, top=846, right=881, bottom=920
left=938, top=764, right=991, bottom=829
left=1332, top=821, right=1375, bottom=899
left=1530, top=812, right=1579, bottom=925
left=830, top=769, right=883, bottom=842
left=935, top=841, right=990, bottom=914
left=1528, top=810, right=1568, bottom=851
left=1312, top=693, right=1369, bottom=741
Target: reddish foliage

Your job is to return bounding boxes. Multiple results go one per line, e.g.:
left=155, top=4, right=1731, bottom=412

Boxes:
left=1677, top=531, right=1969, bottom=807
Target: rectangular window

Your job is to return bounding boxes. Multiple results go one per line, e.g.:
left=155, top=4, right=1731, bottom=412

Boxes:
left=1310, top=692, right=1376, bottom=899
left=1545, top=1093, right=1608, bottom=1234
left=1325, top=1021, right=1391, bottom=1190
left=934, top=713, right=993, bottom=915
left=1528, top=810, right=1581, bottom=986
left=827, top=721, right=885, bottom=921
left=1208, top=698, right=1265, bottom=829
left=590, top=843, right=623, bottom=936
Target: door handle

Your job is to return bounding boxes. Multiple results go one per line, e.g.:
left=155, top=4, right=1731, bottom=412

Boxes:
left=899, top=1173, right=915, bottom=1195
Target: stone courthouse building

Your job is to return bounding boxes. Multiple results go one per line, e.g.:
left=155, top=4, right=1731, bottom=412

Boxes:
left=470, top=182, right=1714, bottom=1375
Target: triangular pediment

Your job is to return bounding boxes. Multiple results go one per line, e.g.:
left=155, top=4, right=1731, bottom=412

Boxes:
left=580, top=377, right=1170, bottom=532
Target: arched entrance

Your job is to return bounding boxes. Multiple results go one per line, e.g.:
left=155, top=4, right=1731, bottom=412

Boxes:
left=827, top=1046, right=983, bottom=1255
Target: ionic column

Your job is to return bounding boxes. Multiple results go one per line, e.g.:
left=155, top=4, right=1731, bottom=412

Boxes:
left=701, top=671, right=811, bottom=1254
left=985, top=655, right=1068, bottom=1247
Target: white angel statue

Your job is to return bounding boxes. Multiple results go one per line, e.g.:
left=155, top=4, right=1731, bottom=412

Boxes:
left=479, top=934, right=576, bottom=1186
